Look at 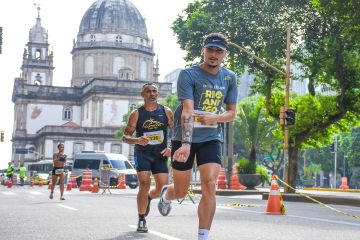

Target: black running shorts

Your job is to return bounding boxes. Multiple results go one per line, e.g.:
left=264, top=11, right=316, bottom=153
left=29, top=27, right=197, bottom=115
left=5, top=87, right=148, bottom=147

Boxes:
left=171, top=140, right=222, bottom=171
left=134, top=151, right=169, bottom=174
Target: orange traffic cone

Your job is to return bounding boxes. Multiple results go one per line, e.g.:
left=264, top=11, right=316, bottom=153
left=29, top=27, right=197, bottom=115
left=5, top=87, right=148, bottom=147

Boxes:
left=38, top=179, right=43, bottom=187
left=117, top=174, right=126, bottom=189
left=69, top=174, right=78, bottom=188
left=80, top=169, right=93, bottom=191
left=30, top=177, right=34, bottom=187
left=6, top=180, right=12, bottom=188
left=230, top=164, right=246, bottom=190
left=92, top=178, right=99, bottom=193
left=217, top=168, right=227, bottom=189
left=339, top=177, right=349, bottom=189
left=266, top=175, right=285, bottom=215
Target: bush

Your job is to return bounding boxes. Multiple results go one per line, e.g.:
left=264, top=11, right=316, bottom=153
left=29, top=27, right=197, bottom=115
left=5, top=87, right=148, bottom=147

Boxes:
left=236, top=159, right=252, bottom=174
left=256, top=165, right=270, bottom=184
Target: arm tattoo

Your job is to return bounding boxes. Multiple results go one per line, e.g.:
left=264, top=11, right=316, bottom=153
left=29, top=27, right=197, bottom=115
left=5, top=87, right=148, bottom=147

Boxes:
left=182, top=115, right=193, bottom=144
left=167, top=127, right=172, bottom=148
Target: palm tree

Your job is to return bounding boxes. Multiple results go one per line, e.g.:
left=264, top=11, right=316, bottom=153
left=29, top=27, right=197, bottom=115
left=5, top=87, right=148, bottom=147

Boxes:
left=234, top=95, right=277, bottom=173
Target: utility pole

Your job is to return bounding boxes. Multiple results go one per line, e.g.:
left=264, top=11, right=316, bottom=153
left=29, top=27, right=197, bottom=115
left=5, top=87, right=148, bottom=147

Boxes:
left=333, top=135, right=338, bottom=188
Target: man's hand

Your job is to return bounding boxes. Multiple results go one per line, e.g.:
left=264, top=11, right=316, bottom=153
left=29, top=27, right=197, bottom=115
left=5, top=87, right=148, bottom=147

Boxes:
left=173, top=144, right=191, bottom=162
left=195, top=113, right=218, bottom=126
left=161, top=147, right=171, bottom=157
left=137, top=136, right=149, bottom=146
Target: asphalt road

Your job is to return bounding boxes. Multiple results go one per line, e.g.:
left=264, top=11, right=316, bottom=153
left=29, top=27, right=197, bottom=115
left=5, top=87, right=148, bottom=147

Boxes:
left=0, top=185, right=359, bottom=240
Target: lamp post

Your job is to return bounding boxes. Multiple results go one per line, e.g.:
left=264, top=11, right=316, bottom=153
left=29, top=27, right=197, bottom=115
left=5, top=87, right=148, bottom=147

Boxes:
left=228, top=25, right=292, bottom=191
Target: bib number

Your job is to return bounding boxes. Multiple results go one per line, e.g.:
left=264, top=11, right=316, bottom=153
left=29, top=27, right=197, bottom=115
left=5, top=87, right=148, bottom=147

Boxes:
left=143, top=130, right=164, bottom=145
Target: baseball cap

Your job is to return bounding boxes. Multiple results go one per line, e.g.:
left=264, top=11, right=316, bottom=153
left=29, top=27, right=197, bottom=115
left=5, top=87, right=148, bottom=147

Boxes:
left=203, top=35, right=228, bottom=50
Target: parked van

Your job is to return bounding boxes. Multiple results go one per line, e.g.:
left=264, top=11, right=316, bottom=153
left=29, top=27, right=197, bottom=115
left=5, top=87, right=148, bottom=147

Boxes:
left=72, top=151, right=138, bottom=189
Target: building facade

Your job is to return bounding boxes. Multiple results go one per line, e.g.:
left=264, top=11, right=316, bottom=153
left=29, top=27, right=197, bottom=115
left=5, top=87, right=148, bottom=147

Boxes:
left=11, top=0, right=171, bottom=166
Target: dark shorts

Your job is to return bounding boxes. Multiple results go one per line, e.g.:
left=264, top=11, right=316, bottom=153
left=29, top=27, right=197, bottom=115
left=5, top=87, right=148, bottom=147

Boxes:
left=52, top=167, right=65, bottom=176
left=134, top=151, right=169, bottom=174
left=171, top=140, right=222, bottom=171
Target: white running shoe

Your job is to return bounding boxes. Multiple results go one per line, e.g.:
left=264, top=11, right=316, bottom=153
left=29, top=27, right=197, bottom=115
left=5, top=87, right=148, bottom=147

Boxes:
left=157, top=185, right=172, bottom=216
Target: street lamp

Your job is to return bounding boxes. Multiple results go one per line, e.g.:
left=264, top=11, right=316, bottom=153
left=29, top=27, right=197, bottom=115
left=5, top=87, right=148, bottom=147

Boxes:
left=228, top=25, right=292, bottom=191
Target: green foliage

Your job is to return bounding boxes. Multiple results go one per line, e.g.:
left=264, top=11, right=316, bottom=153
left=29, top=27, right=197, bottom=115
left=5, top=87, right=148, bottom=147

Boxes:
left=160, top=93, right=180, bottom=112
left=303, top=164, right=321, bottom=180
left=256, top=165, right=270, bottom=184
left=236, top=159, right=252, bottom=174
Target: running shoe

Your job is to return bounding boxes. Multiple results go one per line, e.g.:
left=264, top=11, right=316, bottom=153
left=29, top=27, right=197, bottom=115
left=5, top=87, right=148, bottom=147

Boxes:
left=145, top=195, right=151, bottom=216
left=136, top=218, right=148, bottom=233
left=157, top=185, right=172, bottom=216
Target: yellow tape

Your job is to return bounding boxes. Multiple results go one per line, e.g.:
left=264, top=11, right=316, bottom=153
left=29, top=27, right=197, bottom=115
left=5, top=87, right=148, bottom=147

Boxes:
left=274, top=175, right=360, bottom=220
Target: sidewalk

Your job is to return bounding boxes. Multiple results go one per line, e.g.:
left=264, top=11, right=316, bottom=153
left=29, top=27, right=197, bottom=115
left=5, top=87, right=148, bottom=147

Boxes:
left=192, top=186, right=360, bottom=207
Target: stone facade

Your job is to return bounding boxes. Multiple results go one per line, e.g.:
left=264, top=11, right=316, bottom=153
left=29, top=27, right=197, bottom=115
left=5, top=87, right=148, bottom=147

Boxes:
left=11, top=1, right=171, bottom=166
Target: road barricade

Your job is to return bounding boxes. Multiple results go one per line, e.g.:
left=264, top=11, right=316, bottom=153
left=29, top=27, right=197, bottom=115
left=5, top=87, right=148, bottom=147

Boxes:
left=79, top=169, right=93, bottom=191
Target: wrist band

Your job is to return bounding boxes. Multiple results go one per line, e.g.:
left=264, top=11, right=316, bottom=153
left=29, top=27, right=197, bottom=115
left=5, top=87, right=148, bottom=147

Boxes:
left=182, top=141, right=191, bottom=145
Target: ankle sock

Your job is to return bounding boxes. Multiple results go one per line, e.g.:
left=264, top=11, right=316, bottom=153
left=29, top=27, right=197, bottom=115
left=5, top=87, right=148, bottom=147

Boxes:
left=198, top=229, right=209, bottom=240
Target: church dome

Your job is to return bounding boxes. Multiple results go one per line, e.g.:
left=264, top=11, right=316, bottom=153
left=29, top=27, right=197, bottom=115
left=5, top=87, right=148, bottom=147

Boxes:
left=78, top=0, right=148, bottom=38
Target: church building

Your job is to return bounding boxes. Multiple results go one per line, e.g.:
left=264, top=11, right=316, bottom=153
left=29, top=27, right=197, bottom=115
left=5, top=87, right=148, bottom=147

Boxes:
left=11, top=0, right=172, bottom=165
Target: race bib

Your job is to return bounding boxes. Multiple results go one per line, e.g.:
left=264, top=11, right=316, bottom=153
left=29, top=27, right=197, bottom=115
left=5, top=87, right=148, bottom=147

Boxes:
left=143, top=130, right=164, bottom=145
left=55, top=169, right=65, bottom=175
left=193, top=110, right=218, bottom=128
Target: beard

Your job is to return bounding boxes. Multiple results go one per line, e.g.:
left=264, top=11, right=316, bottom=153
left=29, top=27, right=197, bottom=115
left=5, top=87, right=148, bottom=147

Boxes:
left=206, top=62, right=218, bottom=68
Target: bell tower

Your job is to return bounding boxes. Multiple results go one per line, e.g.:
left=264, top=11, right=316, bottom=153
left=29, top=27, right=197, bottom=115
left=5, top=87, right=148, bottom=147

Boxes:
left=21, top=6, right=54, bottom=85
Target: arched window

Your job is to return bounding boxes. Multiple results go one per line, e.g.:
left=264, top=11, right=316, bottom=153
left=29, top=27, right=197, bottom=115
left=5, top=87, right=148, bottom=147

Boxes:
left=113, top=57, right=125, bottom=75
left=140, top=60, right=147, bottom=79
left=85, top=56, right=94, bottom=74
left=63, top=107, right=72, bottom=121
left=34, top=73, right=42, bottom=85
left=35, top=49, right=41, bottom=60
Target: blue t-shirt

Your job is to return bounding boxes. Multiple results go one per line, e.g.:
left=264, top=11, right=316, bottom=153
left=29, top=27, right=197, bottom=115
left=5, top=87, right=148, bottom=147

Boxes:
left=173, top=65, right=238, bottom=143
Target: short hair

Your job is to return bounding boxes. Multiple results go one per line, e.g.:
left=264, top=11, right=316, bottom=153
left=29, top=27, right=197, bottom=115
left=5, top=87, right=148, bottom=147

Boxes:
left=141, top=82, right=159, bottom=92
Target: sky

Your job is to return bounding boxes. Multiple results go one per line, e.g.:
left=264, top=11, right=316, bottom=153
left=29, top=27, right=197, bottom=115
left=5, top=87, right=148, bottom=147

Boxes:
left=0, top=0, right=194, bottom=169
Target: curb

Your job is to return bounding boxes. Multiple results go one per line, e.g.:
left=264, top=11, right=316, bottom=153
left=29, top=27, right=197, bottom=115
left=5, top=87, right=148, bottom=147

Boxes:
left=262, top=192, right=360, bottom=207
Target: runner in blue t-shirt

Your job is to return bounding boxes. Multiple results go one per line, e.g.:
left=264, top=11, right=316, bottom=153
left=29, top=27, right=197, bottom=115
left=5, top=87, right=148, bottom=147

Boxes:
left=158, top=33, right=238, bottom=240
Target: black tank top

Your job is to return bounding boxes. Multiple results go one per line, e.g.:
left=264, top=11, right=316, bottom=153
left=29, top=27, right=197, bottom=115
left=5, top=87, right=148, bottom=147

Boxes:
left=135, top=104, right=168, bottom=156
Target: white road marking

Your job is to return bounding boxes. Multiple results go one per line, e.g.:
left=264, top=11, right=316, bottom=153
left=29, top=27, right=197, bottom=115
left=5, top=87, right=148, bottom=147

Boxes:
left=57, top=204, right=78, bottom=211
left=1, top=192, right=16, bottom=195
left=29, top=191, right=44, bottom=195
left=28, top=196, right=35, bottom=199
left=128, top=225, right=182, bottom=240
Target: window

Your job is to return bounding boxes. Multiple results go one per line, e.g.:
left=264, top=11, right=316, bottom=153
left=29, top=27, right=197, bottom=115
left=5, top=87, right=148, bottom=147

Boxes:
left=90, top=34, right=96, bottom=43
left=35, top=49, right=41, bottom=60
left=73, top=159, right=100, bottom=170
left=85, top=56, right=94, bottom=74
left=73, top=143, right=84, bottom=154
left=113, top=57, right=125, bottom=75
left=140, top=60, right=147, bottom=79
left=93, top=142, right=104, bottom=151
left=63, top=107, right=72, bottom=121
left=115, top=35, right=122, bottom=43
left=111, top=144, right=121, bottom=154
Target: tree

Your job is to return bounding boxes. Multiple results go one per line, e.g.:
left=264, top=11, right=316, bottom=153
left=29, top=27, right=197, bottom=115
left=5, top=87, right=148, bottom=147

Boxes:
left=234, top=95, right=277, bottom=173
left=172, top=0, right=360, bottom=192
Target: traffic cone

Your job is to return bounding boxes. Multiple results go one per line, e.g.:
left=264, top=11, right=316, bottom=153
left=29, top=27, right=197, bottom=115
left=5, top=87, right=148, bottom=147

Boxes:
left=6, top=180, right=12, bottom=188
left=217, top=168, right=227, bottom=189
left=339, top=177, right=349, bottom=189
left=230, top=164, right=246, bottom=190
left=266, top=175, right=285, bottom=215
left=30, top=177, right=34, bottom=187
left=38, top=179, right=43, bottom=187
left=92, top=178, right=99, bottom=193
left=70, top=174, right=78, bottom=188
left=80, top=169, right=93, bottom=191
left=117, top=173, right=126, bottom=189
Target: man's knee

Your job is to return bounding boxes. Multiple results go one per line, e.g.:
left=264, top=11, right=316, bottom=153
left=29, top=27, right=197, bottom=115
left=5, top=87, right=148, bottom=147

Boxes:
left=201, top=179, right=217, bottom=195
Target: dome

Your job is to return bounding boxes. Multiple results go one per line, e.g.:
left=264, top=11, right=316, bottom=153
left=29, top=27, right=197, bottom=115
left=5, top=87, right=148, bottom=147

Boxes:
left=78, top=0, right=148, bottom=38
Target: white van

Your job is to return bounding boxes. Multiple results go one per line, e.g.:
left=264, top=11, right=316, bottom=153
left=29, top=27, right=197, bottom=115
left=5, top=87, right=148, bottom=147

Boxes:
left=72, top=151, right=138, bottom=189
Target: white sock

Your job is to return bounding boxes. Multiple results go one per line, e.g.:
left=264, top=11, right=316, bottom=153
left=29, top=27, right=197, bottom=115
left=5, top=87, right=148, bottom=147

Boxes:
left=198, top=229, right=209, bottom=240
left=162, top=190, right=171, bottom=203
